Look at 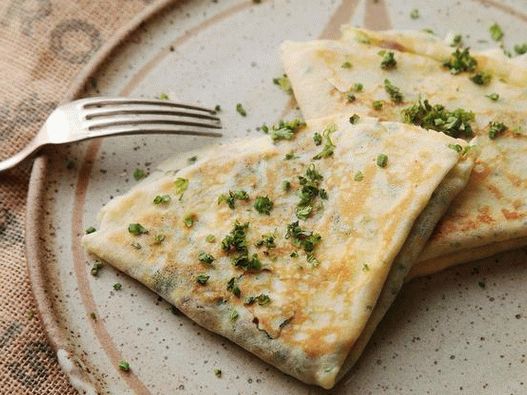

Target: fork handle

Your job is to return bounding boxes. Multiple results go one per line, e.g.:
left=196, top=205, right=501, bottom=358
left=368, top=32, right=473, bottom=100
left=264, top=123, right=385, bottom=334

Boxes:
left=0, top=139, right=41, bottom=173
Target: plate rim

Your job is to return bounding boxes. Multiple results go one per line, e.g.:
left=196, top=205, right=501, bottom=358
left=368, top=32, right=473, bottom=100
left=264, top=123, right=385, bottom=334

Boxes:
left=25, top=0, right=175, bottom=390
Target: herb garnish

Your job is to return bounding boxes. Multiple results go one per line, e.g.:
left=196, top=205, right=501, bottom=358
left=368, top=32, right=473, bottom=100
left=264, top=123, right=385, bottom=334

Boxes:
left=260, top=118, right=306, bottom=142
left=230, top=309, right=239, bottom=321
left=285, top=221, right=322, bottom=261
left=352, top=83, right=363, bottom=92
left=119, top=361, right=130, bottom=372
left=349, top=114, right=360, bottom=124
left=284, top=151, right=298, bottom=160
left=410, top=9, right=419, bottom=19
left=470, top=71, right=492, bottom=86
left=254, top=196, right=273, bottom=215
left=113, top=283, right=122, bottom=291
left=273, top=74, right=292, bottom=94
left=448, top=144, right=463, bottom=153
left=450, top=34, right=463, bottom=48
left=245, top=294, right=271, bottom=306
left=296, top=163, right=324, bottom=220
left=131, top=241, right=142, bottom=249
left=206, top=234, right=216, bottom=243
left=133, top=168, right=146, bottom=181
left=232, top=254, right=262, bottom=271
left=384, top=79, right=404, bottom=103
left=153, top=194, right=171, bottom=204
left=159, top=93, right=169, bottom=100
left=401, top=98, right=474, bottom=138
left=174, top=177, right=189, bottom=200
left=489, top=22, right=504, bottom=41
left=443, top=48, right=477, bottom=74
left=227, top=277, right=241, bottom=297
left=236, top=103, right=247, bottom=116
left=187, top=156, right=198, bottom=164
left=486, top=93, right=499, bottom=101
left=196, top=274, right=210, bottom=285
left=214, top=368, right=222, bottom=378
left=183, top=214, right=195, bottom=228
left=128, top=223, right=148, bottom=235
left=91, top=261, right=103, bottom=276
left=85, top=226, right=96, bottom=234
left=199, top=251, right=215, bottom=264
left=313, top=124, right=336, bottom=160
left=376, top=154, right=388, bottom=168
left=379, top=50, right=397, bottom=69
left=218, top=190, right=249, bottom=209
left=514, top=43, right=527, bottom=55
left=354, top=171, right=364, bottom=181
left=372, top=100, right=384, bottom=111
left=282, top=180, right=291, bottom=192
left=222, top=222, right=248, bottom=254
left=313, top=132, right=322, bottom=146
left=488, top=121, right=508, bottom=139
left=346, top=93, right=356, bottom=102
left=341, top=61, right=352, bottom=69
left=255, top=233, right=276, bottom=249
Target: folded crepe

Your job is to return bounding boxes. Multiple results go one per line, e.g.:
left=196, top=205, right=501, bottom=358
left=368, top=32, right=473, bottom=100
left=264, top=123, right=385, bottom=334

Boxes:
left=83, top=114, right=473, bottom=388
left=281, top=27, right=527, bottom=278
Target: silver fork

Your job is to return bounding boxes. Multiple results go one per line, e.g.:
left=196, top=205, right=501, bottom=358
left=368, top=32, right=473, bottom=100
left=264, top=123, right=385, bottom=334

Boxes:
left=0, top=96, right=222, bottom=172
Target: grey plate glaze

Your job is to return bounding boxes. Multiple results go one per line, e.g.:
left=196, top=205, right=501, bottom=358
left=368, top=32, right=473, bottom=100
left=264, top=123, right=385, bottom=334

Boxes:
left=26, top=0, right=527, bottom=393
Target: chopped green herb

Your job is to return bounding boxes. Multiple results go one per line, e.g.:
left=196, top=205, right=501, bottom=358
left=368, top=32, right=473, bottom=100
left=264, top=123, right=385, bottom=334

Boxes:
left=227, top=277, right=241, bottom=297
left=273, top=74, right=292, bottom=94
left=295, top=205, right=313, bottom=219
left=113, top=283, right=122, bottom=291
left=450, top=34, right=463, bottom=47
left=254, top=196, right=273, bottom=215
left=514, top=43, right=527, bottom=55
left=128, top=223, right=148, bottom=235
left=255, top=233, right=276, bottom=249
left=376, top=154, right=388, bottom=168
left=284, top=151, right=298, bottom=160
left=187, top=156, right=198, bottom=164
left=196, top=274, right=210, bottom=285
left=183, top=214, right=195, bottom=228
left=352, top=83, right=364, bottom=92
left=153, top=234, right=165, bottom=244
left=313, top=124, right=336, bottom=160
left=341, top=61, right=352, bottom=69
left=346, top=93, right=356, bottom=102
left=90, top=312, right=97, bottom=321
left=379, top=50, right=397, bottom=70
left=222, top=222, right=249, bottom=255
left=199, top=251, right=215, bottom=264
left=260, top=118, right=306, bottom=142
left=285, top=221, right=322, bottom=260
left=478, top=280, right=486, bottom=289
left=232, top=253, right=262, bottom=271
left=118, top=360, right=130, bottom=371
left=90, top=261, right=103, bottom=276
left=290, top=251, right=299, bottom=258
left=448, top=144, right=463, bottom=153
left=131, top=241, right=142, bottom=249
left=214, top=104, right=222, bottom=112
left=443, top=48, right=477, bottom=74
left=235, top=103, right=247, bottom=116
left=401, top=97, right=475, bottom=138
left=306, top=254, right=320, bottom=267
left=206, top=234, right=216, bottom=243
left=174, top=177, right=189, bottom=200
left=153, top=194, right=171, bottom=205
left=488, top=121, right=508, bottom=139
left=384, top=79, right=404, bottom=103
left=296, top=163, right=324, bottom=220
left=218, top=190, right=249, bottom=209
left=214, top=368, right=222, bottom=378
left=470, top=71, right=492, bottom=86
left=282, top=180, right=291, bottom=192
left=422, top=28, right=435, bottom=35
left=372, top=100, right=384, bottom=111
left=349, top=114, right=360, bottom=124
left=410, top=9, right=419, bottom=19
left=133, top=168, right=146, bottom=181
left=85, top=226, right=96, bottom=234
left=362, top=264, right=370, bottom=272
left=159, top=93, right=169, bottom=100
left=486, top=92, right=500, bottom=101
left=489, top=22, right=504, bottom=41
left=313, top=132, right=323, bottom=146
left=354, top=171, right=364, bottom=181
left=245, top=294, right=271, bottom=306
left=230, top=309, right=239, bottom=321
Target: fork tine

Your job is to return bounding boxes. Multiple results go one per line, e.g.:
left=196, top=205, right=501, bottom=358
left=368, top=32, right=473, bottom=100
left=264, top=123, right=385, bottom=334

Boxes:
left=83, top=124, right=223, bottom=139
left=80, top=97, right=216, bottom=114
left=87, top=118, right=222, bottom=131
left=84, top=108, right=220, bottom=122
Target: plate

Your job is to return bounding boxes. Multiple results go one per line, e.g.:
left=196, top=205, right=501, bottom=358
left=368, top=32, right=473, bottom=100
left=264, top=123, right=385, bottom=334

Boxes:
left=26, top=0, right=527, bottom=393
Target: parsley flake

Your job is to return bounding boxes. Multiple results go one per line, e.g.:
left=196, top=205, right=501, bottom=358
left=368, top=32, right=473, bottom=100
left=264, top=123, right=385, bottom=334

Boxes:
left=183, top=214, right=196, bottom=228
left=486, top=93, right=500, bottom=101
left=448, top=144, right=463, bottom=153
left=260, top=118, right=306, bottom=142
left=245, top=294, right=271, bottom=306
left=443, top=48, right=477, bottom=74
left=199, top=251, right=215, bottom=264
left=236, top=103, right=247, bottom=116
left=285, top=221, right=322, bottom=257
left=128, top=223, right=148, bottom=235
left=372, top=100, right=384, bottom=111
left=296, top=163, right=324, bottom=220
left=313, top=132, right=322, bottom=146
left=206, top=234, right=216, bottom=243
left=384, top=79, right=404, bottom=103
left=113, top=283, right=122, bottom=291
left=227, top=277, right=241, bottom=297
left=153, top=194, right=171, bottom=205
left=196, top=274, right=210, bottom=285
left=450, top=34, right=463, bottom=48
left=254, top=196, right=273, bottom=215
left=273, top=74, right=292, bottom=94
left=376, top=154, right=388, bottom=168
left=284, top=151, right=298, bottom=160
left=214, top=369, right=222, bottom=378
left=349, top=114, right=360, bottom=124
left=379, top=50, right=397, bottom=70
left=341, top=61, right=352, bottom=69
left=514, top=43, right=527, bottom=55
left=119, top=360, right=130, bottom=372
left=174, top=178, right=189, bottom=200
left=218, top=190, right=249, bottom=209
left=255, top=233, right=276, bottom=249
left=230, top=309, right=239, bottom=321
left=470, top=71, right=492, bottom=86
left=153, top=234, right=165, bottom=244
left=85, top=226, right=96, bottom=234
left=410, top=9, right=419, bottom=19
left=133, top=168, right=146, bottom=181
left=282, top=180, right=292, bottom=192
left=488, top=121, right=508, bottom=139
left=354, top=171, right=364, bottom=181
left=90, top=261, right=103, bottom=276
left=489, top=22, right=504, bottom=41
left=313, top=124, right=337, bottom=160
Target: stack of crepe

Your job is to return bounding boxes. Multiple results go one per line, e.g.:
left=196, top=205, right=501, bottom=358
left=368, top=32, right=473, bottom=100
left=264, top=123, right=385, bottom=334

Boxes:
left=83, top=27, right=527, bottom=389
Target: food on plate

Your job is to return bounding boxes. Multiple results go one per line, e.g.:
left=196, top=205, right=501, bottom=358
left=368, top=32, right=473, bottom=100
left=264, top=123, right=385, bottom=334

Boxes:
left=83, top=114, right=472, bottom=388
left=281, top=26, right=527, bottom=278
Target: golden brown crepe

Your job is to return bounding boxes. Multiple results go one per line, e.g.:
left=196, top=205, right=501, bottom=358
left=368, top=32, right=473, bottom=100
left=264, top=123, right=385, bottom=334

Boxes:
left=83, top=114, right=472, bottom=388
left=281, top=27, right=527, bottom=278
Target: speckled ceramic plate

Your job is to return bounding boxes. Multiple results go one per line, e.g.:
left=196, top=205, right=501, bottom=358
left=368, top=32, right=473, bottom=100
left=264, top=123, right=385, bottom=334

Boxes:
left=26, top=0, right=527, bottom=393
